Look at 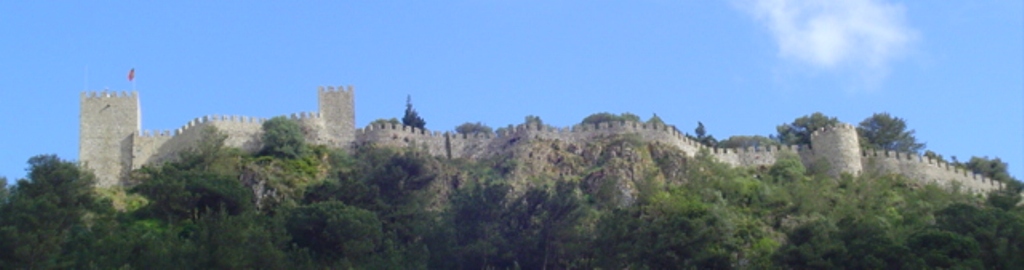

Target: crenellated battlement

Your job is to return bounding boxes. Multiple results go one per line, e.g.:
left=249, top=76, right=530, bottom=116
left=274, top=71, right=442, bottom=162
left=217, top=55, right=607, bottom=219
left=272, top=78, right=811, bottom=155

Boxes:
left=81, top=90, right=138, bottom=99
left=811, top=123, right=857, bottom=137
left=860, top=148, right=1004, bottom=193
left=319, top=85, right=353, bottom=94
left=138, top=130, right=174, bottom=137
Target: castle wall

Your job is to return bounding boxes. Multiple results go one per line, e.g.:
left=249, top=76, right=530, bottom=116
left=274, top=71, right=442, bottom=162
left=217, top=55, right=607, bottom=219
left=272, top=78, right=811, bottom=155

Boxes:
left=449, top=131, right=498, bottom=159
left=862, top=150, right=1003, bottom=194
left=114, top=88, right=342, bottom=177
left=711, top=144, right=813, bottom=168
left=132, top=117, right=221, bottom=168
left=355, top=123, right=448, bottom=156
left=132, top=131, right=172, bottom=169
left=80, top=88, right=1016, bottom=197
left=206, top=115, right=266, bottom=152
left=80, top=91, right=140, bottom=187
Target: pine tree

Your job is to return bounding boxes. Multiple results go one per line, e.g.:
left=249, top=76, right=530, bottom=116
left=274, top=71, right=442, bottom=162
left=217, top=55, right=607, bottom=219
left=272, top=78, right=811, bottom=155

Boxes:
left=402, top=95, right=426, bottom=129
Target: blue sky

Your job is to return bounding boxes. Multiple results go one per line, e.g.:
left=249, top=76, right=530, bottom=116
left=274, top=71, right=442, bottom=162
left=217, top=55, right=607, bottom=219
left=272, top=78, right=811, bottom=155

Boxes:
left=1, top=1, right=1021, bottom=182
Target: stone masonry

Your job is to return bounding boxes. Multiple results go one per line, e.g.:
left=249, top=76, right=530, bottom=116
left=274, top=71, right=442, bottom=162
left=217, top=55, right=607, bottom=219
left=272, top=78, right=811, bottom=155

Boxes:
left=80, top=86, right=1009, bottom=195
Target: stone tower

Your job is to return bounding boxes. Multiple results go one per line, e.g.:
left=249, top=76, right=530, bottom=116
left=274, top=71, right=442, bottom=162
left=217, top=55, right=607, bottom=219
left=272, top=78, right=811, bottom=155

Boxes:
left=80, top=91, right=140, bottom=187
left=809, top=123, right=863, bottom=177
left=318, top=85, right=356, bottom=148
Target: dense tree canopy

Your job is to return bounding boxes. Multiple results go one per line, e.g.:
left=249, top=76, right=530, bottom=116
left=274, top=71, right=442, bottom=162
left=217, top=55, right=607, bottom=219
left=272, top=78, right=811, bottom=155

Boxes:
left=581, top=112, right=641, bottom=125
left=776, top=112, right=840, bottom=145
left=718, top=135, right=779, bottom=149
left=0, top=155, right=106, bottom=269
left=455, top=122, right=493, bottom=135
left=369, top=117, right=401, bottom=128
left=260, top=116, right=308, bottom=159
left=857, top=112, right=926, bottom=153
left=646, top=113, right=665, bottom=126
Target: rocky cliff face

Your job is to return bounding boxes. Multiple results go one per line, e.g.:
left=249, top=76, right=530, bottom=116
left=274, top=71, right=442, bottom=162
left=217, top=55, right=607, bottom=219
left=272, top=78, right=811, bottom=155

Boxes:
left=461, top=133, right=691, bottom=208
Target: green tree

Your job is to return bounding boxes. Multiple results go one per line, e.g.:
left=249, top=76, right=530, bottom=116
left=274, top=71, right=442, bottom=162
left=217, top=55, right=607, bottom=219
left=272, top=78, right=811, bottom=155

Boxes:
left=692, top=121, right=717, bottom=147
left=133, top=166, right=254, bottom=222
left=923, top=150, right=947, bottom=163
left=525, top=115, right=543, bottom=126
left=447, top=180, right=511, bottom=268
left=769, top=153, right=807, bottom=182
left=906, top=229, right=983, bottom=269
left=776, top=112, right=840, bottom=145
left=286, top=201, right=383, bottom=267
left=718, top=135, right=779, bottom=149
left=964, top=156, right=1017, bottom=184
left=833, top=218, right=910, bottom=269
left=581, top=112, right=640, bottom=125
left=261, top=116, right=308, bottom=159
left=402, top=95, right=426, bottom=129
left=595, top=192, right=733, bottom=269
left=503, top=181, right=586, bottom=269
left=370, top=118, right=401, bottom=128
left=773, top=220, right=846, bottom=268
left=305, top=147, right=440, bottom=267
left=191, top=211, right=289, bottom=269
left=933, top=203, right=1024, bottom=268
left=0, top=155, right=107, bottom=269
left=0, top=177, right=7, bottom=202
left=962, top=156, right=1023, bottom=208
left=455, top=122, right=493, bottom=135
left=173, top=126, right=240, bottom=177
left=857, top=112, right=926, bottom=153
left=646, top=113, right=665, bottom=126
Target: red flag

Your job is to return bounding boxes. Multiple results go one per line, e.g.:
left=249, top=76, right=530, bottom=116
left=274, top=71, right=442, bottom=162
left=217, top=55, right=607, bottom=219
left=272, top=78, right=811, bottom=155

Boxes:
left=128, top=68, right=135, bottom=82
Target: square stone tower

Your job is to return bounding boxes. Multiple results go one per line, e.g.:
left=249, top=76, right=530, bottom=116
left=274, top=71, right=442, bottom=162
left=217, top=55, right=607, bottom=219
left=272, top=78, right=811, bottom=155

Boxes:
left=80, top=91, right=140, bottom=187
left=318, top=86, right=356, bottom=148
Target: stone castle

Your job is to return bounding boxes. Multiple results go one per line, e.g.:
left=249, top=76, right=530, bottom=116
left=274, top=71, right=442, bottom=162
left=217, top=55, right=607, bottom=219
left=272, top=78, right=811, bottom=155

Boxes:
left=80, top=85, right=1007, bottom=195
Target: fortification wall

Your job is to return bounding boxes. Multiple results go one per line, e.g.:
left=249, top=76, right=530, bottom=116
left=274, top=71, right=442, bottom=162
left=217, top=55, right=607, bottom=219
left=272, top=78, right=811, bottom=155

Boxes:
left=132, top=130, right=172, bottom=169
left=283, top=112, right=327, bottom=147
left=81, top=88, right=1014, bottom=196
left=131, top=112, right=331, bottom=169
left=711, top=144, right=813, bottom=168
left=206, top=115, right=265, bottom=152
left=355, top=123, right=448, bottom=156
left=495, top=121, right=707, bottom=156
left=862, top=150, right=1003, bottom=194
left=80, top=91, right=140, bottom=187
left=116, top=86, right=347, bottom=178
left=449, top=131, right=499, bottom=159
left=130, top=115, right=246, bottom=168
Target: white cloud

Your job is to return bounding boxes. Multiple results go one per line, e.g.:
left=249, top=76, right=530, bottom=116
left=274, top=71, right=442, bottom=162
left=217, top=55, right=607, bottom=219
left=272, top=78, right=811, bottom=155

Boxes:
left=739, top=0, right=916, bottom=78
